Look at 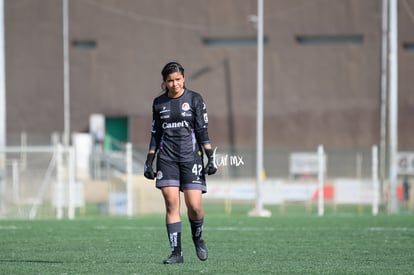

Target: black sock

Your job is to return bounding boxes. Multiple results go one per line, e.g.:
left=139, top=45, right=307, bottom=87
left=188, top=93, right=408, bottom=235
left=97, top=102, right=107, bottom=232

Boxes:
left=166, top=222, right=182, bottom=255
left=189, top=218, right=204, bottom=242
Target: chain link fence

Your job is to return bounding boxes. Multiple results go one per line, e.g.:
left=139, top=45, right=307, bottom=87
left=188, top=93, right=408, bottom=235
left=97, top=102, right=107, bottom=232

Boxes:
left=1, top=133, right=412, bottom=218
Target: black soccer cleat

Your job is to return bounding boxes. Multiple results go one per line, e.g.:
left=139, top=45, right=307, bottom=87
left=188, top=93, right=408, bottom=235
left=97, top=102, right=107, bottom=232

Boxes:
left=194, top=239, right=208, bottom=261
left=163, top=253, right=184, bottom=264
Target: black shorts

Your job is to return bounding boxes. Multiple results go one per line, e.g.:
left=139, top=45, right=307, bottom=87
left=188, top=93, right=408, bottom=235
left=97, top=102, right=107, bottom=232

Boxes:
left=155, top=157, right=207, bottom=193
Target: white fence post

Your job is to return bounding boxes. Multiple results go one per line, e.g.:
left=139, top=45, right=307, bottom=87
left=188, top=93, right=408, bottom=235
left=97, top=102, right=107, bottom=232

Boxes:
left=356, top=153, right=362, bottom=179
left=20, top=132, right=27, bottom=170
left=56, top=143, right=64, bottom=219
left=372, top=145, right=379, bottom=216
left=318, top=145, right=325, bottom=216
left=12, top=159, right=19, bottom=203
left=67, top=146, right=75, bottom=220
left=126, top=142, right=133, bottom=217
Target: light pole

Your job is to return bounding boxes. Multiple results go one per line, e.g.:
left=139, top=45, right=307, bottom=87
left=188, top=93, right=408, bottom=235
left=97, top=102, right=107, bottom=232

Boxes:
left=248, top=0, right=271, bottom=217
left=379, top=0, right=388, bottom=205
left=0, top=0, right=6, bottom=213
left=0, top=0, right=5, bottom=150
left=388, top=0, right=398, bottom=213
left=63, top=0, right=70, bottom=148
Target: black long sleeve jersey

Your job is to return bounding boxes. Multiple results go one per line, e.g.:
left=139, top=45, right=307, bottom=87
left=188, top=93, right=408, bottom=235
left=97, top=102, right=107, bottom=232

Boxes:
left=149, top=89, right=211, bottom=162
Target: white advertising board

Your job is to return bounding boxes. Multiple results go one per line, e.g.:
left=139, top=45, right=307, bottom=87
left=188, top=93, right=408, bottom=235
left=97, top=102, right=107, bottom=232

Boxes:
left=398, top=152, right=414, bottom=175
left=289, top=152, right=325, bottom=176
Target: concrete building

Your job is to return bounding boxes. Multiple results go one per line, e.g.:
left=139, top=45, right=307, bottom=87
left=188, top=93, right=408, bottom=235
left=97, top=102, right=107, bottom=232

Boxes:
left=4, top=0, right=414, bottom=150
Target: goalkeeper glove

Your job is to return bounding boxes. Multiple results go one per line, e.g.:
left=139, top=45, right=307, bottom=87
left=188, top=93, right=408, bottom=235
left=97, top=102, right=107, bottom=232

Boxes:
left=204, top=148, right=217, bottom=175
left=144, top=153, right=156, bottom=180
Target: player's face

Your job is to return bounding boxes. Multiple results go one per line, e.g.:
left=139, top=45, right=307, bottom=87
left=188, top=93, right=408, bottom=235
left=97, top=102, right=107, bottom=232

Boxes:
left=165, top=72, right=185, bottom=96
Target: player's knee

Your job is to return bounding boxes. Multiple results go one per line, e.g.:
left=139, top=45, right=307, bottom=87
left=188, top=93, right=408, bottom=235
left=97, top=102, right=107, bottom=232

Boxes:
left=166, top=205, right=178, bottom=214
left=165, top=201, right=179, bottom=214
left=188, top=207, right=203, bottom=218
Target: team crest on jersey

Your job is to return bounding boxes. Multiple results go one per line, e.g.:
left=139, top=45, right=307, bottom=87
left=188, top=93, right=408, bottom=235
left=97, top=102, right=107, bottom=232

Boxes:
left=181, top=102, right=190, bottom=111
left=156, top=171, right=163, bottom=180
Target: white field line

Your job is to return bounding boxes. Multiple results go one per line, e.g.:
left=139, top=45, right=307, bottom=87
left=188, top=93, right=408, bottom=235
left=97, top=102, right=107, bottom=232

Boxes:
left=368, top=227, right=414, bottom=232
left=93, top=225, right=279, bottom=231
left=0, top=225, right=30, bottom=230
left=93, top=225, right=414, bottom=232
left=1, top=224, right=412, bottom=232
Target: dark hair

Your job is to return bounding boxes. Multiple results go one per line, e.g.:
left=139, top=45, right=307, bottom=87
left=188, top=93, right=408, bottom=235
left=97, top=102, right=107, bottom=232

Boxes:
left=161, top=62, right=185, bottom=81
left=161, top=62, right=185, bottom=92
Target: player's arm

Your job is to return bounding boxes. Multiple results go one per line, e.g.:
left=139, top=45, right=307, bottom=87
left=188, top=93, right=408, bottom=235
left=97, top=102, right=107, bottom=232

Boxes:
left=194, top=95, right=217, bottom=175
left=144, top=103, right=161, bottom=180
left=193, top=95, right=210, bottom=145
left=202, top=143, right=217, bottom=175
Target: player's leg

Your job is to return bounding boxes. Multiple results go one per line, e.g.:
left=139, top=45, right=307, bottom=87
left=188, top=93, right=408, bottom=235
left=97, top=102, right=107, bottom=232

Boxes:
left=183, top=189, right=208, bottom=261
left=184, top=190, right=205, bottom=243
left=156, top=158, right=183, bottom=264
left=184, top=189, right=204, bottom=220
left=181, top=159, right=208, bottom=261
left=161, top=186, right=181, bottom=223
left=161, top=186, right=183, bottom=264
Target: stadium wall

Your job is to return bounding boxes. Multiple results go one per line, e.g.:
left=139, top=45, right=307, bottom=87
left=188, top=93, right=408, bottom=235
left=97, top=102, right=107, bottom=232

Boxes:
left=4, top=0, right=414, bottom=149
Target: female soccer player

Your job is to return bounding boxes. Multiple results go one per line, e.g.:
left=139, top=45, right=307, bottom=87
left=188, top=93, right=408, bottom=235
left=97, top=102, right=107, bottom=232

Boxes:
left=144, top=62, right=217, bottom=264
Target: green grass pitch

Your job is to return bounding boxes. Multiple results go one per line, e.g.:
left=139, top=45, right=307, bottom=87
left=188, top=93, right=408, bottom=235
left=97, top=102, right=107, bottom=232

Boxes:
left=0, top=203, right=413, bottom=274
